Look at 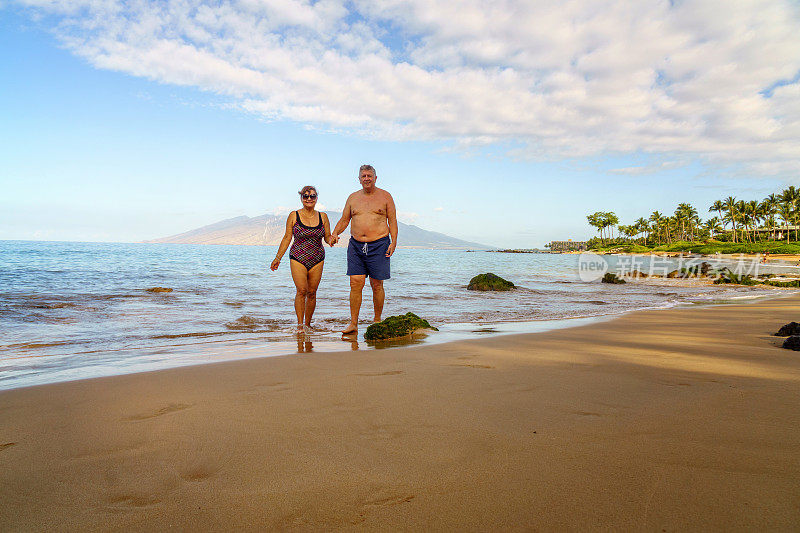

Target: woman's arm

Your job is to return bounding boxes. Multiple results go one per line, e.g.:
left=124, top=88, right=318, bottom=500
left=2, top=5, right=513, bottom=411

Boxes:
left=321, top=212, right=333, bottom=245
left=270, top=213, right=295, bottom=271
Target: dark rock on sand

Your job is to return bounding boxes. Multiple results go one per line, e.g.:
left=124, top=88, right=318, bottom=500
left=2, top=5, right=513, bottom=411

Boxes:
left=776, top=322, right=800, bottom=336
left=601, top=273, right=626, bottom=284
left=666, top=270, right=680, bottom=278
left=364, top=313, right=438, bottom=341
left=782, top=335, right=800, bottom=350
left=467, top=273, right=515, bottom=291
left=146, top=287, right=173, bottom=293
left=630, top=270, right=648, bottom=278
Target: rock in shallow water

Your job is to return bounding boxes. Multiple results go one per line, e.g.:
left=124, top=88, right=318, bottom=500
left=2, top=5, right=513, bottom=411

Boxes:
left=782, top=335, right=800, bottom=350
left=776, top=322, right=800, bottom=336
left=146, top=287, right=173, bottom=293
left=364, top=313, right=438, bottom=341
left=601, top=273, right=626, bottom=284
left=467, top=273, right=515, bottom=291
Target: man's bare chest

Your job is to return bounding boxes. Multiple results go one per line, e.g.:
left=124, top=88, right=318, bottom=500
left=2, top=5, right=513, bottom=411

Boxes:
left=352, top=198, right=387, bottom=217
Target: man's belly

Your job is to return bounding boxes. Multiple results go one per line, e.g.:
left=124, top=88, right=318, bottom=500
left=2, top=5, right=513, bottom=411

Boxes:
left=350, top=216, right=389, bottom=242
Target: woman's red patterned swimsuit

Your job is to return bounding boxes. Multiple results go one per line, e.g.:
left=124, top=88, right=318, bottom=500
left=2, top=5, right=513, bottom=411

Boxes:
left=289, top=211, right=325, bottom=269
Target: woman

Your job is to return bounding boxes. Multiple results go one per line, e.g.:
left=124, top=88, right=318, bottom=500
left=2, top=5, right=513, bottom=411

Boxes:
left=271, top=186, right=333, bottom=332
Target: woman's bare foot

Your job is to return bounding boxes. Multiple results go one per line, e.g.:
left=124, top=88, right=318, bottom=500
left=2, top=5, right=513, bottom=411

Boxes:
left=372, top=317, right=382, bottom=324
left=295, top=323, right=304, bottom=333
left=341, top=322, right=358, bottom=335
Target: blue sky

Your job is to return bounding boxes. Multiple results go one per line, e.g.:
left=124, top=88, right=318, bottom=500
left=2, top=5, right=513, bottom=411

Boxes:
left=1, top=1, right=798, bottom=247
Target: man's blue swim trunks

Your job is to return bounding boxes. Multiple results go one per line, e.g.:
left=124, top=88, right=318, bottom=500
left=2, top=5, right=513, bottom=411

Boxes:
left=347, top=235, right=391, bottom=280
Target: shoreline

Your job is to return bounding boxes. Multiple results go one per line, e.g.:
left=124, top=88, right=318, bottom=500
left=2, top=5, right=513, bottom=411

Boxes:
left=3, top=293, right=800, bottom=529
left=3, top=285, right=794, bottom=392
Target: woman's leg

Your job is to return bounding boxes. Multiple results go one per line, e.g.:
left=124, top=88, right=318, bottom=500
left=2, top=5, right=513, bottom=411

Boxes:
left=289, top=259, right=309, bottom=331
left=303, top=261, right=324, bottom=326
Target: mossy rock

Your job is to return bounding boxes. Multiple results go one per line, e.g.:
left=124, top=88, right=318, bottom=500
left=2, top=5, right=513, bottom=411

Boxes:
left=146, top=287, right=173, bottom=293
left=601, top=272, right=626, bottom=284
left=467, top=273, right=515, bottom=291
left=364, top=313, right=438, bottom=341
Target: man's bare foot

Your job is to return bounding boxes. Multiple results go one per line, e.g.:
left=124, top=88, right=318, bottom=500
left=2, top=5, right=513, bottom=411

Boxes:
left=341, top=322, right=358, bottom=335
left=372, top=317, right=382, bottom=324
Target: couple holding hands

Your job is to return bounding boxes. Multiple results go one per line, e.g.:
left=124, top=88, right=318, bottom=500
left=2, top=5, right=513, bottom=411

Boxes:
left=270, top=164, right=398, bottom=335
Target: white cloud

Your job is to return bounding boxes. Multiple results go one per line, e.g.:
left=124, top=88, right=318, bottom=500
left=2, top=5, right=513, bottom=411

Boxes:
left=13, top=0, right=800, bottom=177
left=271, top=206, right=294, bottom=216
left=609, top=160, right=688, bottom=175
left=397, top=211, right=419, bottom=224
left=434, top=206, right=444, bottom=211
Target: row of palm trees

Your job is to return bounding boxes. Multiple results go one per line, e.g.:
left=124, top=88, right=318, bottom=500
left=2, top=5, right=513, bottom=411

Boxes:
left=587, top=186, right=800, bottom=246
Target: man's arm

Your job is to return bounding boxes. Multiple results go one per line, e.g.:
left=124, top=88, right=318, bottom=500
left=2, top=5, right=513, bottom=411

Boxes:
left=331, top=195, right=353, bottom=246
left=386, top=192, right=398, bottom=257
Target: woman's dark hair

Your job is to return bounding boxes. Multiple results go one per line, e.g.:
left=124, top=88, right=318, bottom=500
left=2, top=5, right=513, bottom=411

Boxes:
left=298, top=185, right=317, bottom=196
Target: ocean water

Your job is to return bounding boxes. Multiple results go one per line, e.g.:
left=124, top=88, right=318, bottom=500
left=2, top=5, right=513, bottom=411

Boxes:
left=1, top=240, right=796, bottom=390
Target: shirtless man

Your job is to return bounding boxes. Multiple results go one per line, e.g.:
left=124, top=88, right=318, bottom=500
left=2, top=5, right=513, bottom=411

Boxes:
left=331, top=164, right=398, bottom=335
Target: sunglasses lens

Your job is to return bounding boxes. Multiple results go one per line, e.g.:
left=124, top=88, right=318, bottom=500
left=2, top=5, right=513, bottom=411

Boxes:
left=303, top=194, right=316, bottom=199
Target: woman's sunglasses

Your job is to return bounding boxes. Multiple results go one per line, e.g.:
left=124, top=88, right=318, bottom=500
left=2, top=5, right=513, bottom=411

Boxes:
left=302, top=194, right=317, bottom=200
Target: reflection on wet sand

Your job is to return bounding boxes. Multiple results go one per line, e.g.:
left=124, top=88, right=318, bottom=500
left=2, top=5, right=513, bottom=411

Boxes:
left=296, top=336, right=313, bottom=353
left=295, top=335, right=360, bottom=352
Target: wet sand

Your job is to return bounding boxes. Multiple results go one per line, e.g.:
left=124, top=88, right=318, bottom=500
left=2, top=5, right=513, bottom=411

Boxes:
left=2, top=295, right=800, bottom=530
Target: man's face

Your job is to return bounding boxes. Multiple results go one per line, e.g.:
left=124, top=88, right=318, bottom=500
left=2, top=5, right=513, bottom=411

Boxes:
left=359, top=170, right=376, bottom=189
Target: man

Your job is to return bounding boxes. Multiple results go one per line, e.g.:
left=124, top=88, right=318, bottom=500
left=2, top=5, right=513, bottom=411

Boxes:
left=331, top=164, right=398, bottom=335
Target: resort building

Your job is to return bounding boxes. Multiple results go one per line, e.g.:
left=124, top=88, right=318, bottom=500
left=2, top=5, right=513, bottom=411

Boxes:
left=547, top=240, right=588, bottom=252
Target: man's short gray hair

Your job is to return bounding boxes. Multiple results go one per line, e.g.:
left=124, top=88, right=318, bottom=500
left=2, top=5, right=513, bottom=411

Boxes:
left=359, top=164, right=376, bottom=176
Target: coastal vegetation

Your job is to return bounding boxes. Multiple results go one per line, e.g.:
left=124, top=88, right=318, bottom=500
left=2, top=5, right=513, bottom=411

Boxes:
left=585, top=187, right=800, bottom=254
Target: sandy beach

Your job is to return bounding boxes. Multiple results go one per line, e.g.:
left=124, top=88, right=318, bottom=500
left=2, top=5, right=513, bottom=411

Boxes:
left=3, top=295, right=800, bottom=531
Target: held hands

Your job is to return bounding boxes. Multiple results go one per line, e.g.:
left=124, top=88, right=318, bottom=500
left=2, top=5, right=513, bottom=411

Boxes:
left=329, top=233, right=339, bottom=247
left=270, top=257, right=280, bottom=271
left=386, top=242, right=396, bottom=257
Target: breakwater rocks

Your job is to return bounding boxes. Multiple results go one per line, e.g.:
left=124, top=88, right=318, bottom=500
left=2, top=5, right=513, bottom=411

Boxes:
left=364, top=313, right=438, bottom=341
left=467, top=273, right=515, bottom=291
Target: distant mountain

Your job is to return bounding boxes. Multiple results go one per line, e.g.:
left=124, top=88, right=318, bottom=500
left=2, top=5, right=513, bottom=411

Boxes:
left=145, top=213, right=492, bottom=249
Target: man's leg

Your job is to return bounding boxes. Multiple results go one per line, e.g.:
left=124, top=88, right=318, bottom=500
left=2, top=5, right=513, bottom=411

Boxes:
left=343, top=274, right=366, bottom=334
left=369, top=277, right=384, bottom=322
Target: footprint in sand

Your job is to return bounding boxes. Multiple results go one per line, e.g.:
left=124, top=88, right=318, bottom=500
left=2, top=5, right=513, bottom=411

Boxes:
left=351, top=493, right=415, bottom=524
left=0, top=442, right=17, bottom=451
left=448, top=363, right=495, bottom=369
left=105, top=492, right=161, bottom=511
left=573, top=410, right=603, bottom=417
left=180, top=462, right=219, bottom=482
left=351, top=370, right=404, bottom=376
left=243, top=381, right=291, bottom=393
left=123, top=403, right=192, bottom=421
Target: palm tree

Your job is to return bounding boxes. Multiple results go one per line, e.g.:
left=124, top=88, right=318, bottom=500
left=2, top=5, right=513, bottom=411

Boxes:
left=649, top=211, right=664, bottom=245
left=634, top=217, right=649, bottom=245
left=704, top=217, right=722, bottom=240
left=778, top=203, right=792, bottom=243
left=602, top=212, right=619, bottom=242
left=762, top=194, right=779, bottom=241
left=724, top=196, right=738, bottom=243
left=674, top=203, right=698, bottom=241
left=736, top=200, right=747, bottom=242
left=781, top=186, right=799, bottom=242
left=739, top=200, right=758, bottom=243
left=587, top=212, right=604, bottom=244
left=709, top=200, right=725, bottom=225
